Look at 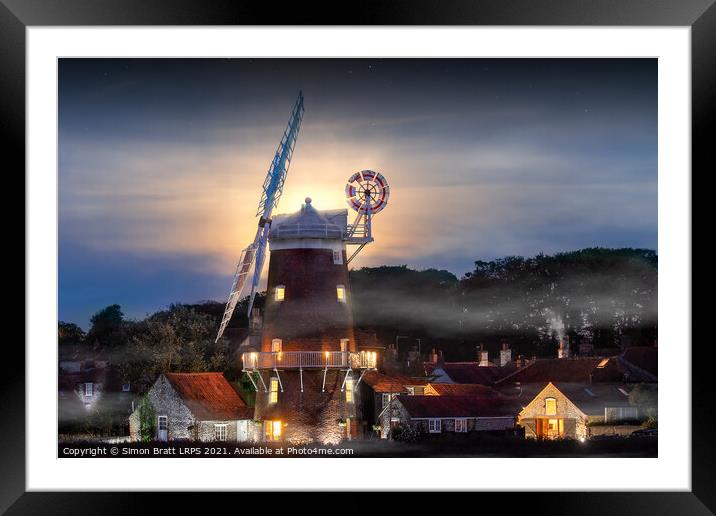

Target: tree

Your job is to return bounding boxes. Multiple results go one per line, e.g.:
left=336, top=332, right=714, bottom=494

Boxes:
left=86, top=304, right=126, bottom=348
left=58, top=321, right=85, bottom=346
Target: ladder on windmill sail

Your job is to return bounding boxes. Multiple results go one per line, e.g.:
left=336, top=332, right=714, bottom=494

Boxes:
left=216, top=92, right=305, bottom=342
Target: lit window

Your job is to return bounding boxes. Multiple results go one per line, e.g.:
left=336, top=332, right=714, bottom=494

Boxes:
left=382, top=393, right=396, bottom=408
left=333, top=250, right=343, bottom=264
left=272, top=339, right=282, bottom=353
left=455, top=418, right=468, bottom=433
left=340, top=338, right=349, bottom=352
left=84, top=382, right=93, bottom=397
left=336, top=285, right=346, bottom=302
left=545, top=397, right=557, bottom=416
left=597, top=358, right=609, bottom=368
left=275, top=285, right=285, bottom=301
left=158, top=416, right=168, bottom=431
left=428, top=419, right=442, bottom=433
left=214, top=424, right=227, bottom=441
left=265, top=420, right=282, bottom=441
left=269, top=377, right=279, bottom=404
left=345, top=378, right=354, bottom=403
left=406, top=386, right=415, bottom=395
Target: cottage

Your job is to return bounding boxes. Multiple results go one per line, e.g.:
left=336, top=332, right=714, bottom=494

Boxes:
left=379, top=395, right=520, bottom=439
left=129, top=372, right=255, bottom=442
left=358, top=371, right=431, bottom=434
left=515, top=382, right=657, bottom=440
left=424, top=383, right=500, bottom=398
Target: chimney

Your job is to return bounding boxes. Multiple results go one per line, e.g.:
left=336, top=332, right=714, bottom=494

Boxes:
left=500, top=342, right=512, bottom=367
left=478, top=344, right=489, bottom=367
left=558, top=336, right=570, bottom=359
left=438, top=349, right=445, bottom=366
left=429, top=348, right=439, bottom=364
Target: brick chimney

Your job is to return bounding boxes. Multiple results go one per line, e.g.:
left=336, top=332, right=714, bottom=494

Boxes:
left=558, top=336, right=570, bottom=359
left=500, top=342, right=512, bottom=367
left=478, top=344, right=489, bottom=367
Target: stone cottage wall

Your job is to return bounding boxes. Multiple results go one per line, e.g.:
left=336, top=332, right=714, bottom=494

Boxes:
left=518, top=383, right=588, bottom=439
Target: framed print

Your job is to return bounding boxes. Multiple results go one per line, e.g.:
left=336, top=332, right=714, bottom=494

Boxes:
left=4, top=0, right=713, bottom=512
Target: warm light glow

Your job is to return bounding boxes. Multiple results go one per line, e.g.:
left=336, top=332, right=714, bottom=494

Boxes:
left=269, top=377, right=279, bottom=404
left=336, top=285, right=346, bottom=302
left=345, top=378, right=354, bottom=403
left=275, top=286, right=285, bottom=301
left=272, top=420, right=282, bottom=440
left=545, top=397, right=557, bottom=416
left=597, top=358, right=609, bottom=368
left=272, top=339, right=282, bottom=352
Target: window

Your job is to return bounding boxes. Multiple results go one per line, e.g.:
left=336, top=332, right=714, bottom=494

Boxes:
left=333, top=250, right=343, bottom=264
left=214, top=424, right=228, bottom=441
left=269, top=377, right=279, bottom=404
left=428, top=419, right=442, bottom=433
left=275, top=285, right=285, bottom=301
left=158, top=416, right=168, bottom=431
left=336, top=285, right=346, bottom=302
left=84, top=382, right=93, bottom=397
left=597, top=358, right=609, bottom=368
left=382, top=393, right=395, bottom=408
left=122, top=382, right=131, bottom=392
left=545, top=397, right=557, bottom=416
left=406, top=386, right=415, bottom=395
left=271, top=339, right=282, bottom=353
left=265, top=420, right=282, bottom=441
left=345, top=378, right=354, bottom=403
left=455, top=418, right=468, bottom=433
left=340, top=338, right=349, bottom=352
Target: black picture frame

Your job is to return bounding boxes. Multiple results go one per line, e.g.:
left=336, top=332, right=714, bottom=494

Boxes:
left=4, top=0, right=711, bottom=512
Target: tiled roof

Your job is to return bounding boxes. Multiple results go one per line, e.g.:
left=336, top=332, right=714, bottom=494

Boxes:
left=620, top=346, right=657, bottom=378
left=362, top=371, right=410, bottom=393
left=425, top=383, right=501, bottom=397
left=495, top=357, right=623, bottom=384
left=397, top=395, right=521, bottom=418
left=165, top=372, right=249, bottom=421
left=433, top=362, right=517, bottom=385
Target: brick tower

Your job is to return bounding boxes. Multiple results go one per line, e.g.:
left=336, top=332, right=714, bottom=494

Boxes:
left=244, top=198, right=376, bottom=444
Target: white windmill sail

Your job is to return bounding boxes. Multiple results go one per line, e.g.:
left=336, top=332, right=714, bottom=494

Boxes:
left=216, top=92, right=305, bottom=342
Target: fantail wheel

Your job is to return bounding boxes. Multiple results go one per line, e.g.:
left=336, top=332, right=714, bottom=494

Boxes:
left=345, top=170, right=390, bottom=214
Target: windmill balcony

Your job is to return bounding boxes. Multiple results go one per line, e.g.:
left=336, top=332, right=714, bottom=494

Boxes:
left=242, top=351, right=377, bottom=370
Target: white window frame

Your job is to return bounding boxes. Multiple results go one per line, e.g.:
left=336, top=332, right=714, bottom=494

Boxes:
left=333, top=250, right=343, bottom=264
left=122, top=382, right=131, bottom=392
left=271, top=339, right=282, bottom=353
left=214, top=423, right=228, bottom=442
left=275, top=285, right=285, bottom=302
left=84, top=382, right=93, bottom=397
left=269, top=377, right=279, bottom=404
left=336, top=284, right=346, bottom=303
left=158, top=415, right=168, bottom=431
left=382, top=393, right=395, bottom=408
left=455, top=418, right=468, bottom=433
left=428, top=418, right=442, bottom=433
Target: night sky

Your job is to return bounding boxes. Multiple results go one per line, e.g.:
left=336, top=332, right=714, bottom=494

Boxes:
left=59, top=58, right=657, bottom=328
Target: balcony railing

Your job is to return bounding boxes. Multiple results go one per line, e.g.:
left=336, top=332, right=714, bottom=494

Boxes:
left=242, top=351, right=377, bottom=370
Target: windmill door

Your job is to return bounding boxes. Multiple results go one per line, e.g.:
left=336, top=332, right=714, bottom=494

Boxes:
left=157, top=416, right=168, bottom=442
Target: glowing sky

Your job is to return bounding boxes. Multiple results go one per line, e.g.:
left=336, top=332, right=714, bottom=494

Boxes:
left=59, top=58, right=657, bottom=327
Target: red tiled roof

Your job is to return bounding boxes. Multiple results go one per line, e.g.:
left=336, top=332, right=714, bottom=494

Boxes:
left=397, top=395, right=520, bottom=418
left=362, top=371, right=410, bottom=393
left=425, top=383, right=500, bottom=397
left=495, top=357, right=623, bottom=384
left=164, top=373, right=248, bottom=421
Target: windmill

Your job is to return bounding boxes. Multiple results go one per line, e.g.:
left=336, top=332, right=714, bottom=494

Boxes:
left=215, top=91, right=305, bottom=342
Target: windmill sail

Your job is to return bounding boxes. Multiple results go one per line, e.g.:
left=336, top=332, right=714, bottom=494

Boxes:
left=216, top=92, right=305, bottom=342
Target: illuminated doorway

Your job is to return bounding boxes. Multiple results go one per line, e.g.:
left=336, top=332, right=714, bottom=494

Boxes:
left=536, top=417, right=564, bottom=438
left=264, top=420, right=282, bottom=441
